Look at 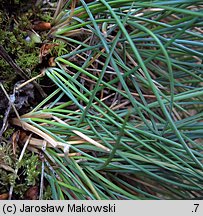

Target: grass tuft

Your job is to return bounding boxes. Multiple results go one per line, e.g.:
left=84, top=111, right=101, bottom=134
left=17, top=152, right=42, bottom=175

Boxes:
left=11, top=0, right=203, bottom=199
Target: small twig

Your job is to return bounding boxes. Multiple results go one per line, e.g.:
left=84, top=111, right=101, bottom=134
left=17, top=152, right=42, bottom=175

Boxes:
left=0, top=83, right=21, bottom=143
left=1, top=83, right=23, bottom=120
left=39, top=140, right=46, bottom=200
left=9, top=134, right=32, bottom=200
left=0, top=45, right=28, bottom=80
left=0, top=102, right=11, bottom=144
left=15, top=70, right=46, bottom=91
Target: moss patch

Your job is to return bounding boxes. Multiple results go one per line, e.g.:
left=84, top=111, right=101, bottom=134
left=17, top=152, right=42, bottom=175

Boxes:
left=0, top=0, right=53, bottom=199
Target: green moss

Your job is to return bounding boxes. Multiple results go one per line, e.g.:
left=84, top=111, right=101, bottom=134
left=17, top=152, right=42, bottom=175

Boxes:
left=0, top=170, right=15, bottom=193
left=0, top=142, right=16, bottom=168
left=16, top=52, right=39, bottom=76
left=0, top=59, right=15, bottom=91
left=0, top=141, right=42, bottom=198
left=3, top=128, right=15, bottom=139
left=0, top=17, right=39, bottom=84
left=40, top=12, right=52, bottom=22
left=23, top=153, right=41, bottom=186
left=14, top=152, right=41, bottom=198
left=51, top=39, right=69, bottom=57
left=0, top=142, right=17, bottom=192
left=43, top=185, right=52, bottom=200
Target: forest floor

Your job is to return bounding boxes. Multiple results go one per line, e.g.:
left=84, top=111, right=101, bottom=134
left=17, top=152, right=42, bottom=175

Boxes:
left=0, top=0, right=203, bottom=200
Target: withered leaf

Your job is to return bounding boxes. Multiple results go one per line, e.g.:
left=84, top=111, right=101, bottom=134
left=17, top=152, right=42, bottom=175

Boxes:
left=24, top=186, right=38, bottom=200
left=0, top=193, right=9, bottom=200
left=40, top=43, right=59, bottom=63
